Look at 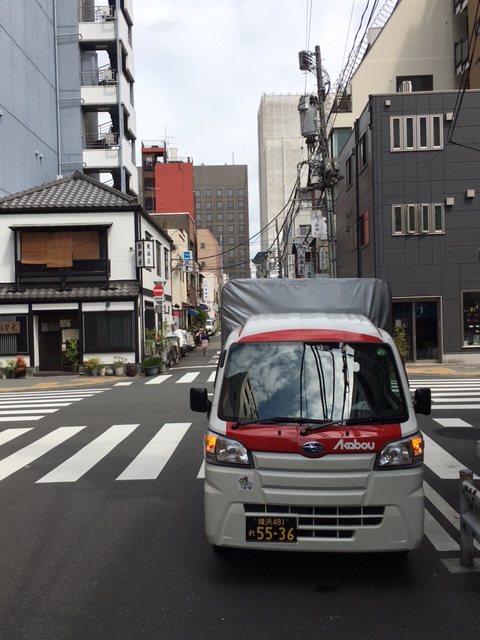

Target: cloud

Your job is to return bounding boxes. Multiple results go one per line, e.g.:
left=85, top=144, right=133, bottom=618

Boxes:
left=133, top=0, right=367, bottom=251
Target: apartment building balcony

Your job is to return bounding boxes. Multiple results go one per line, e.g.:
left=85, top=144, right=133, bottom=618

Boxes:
left=79, top=5, right=134, bottom=77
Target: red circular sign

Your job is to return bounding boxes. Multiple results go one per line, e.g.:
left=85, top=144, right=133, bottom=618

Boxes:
left=153, top=285, right=164, bottom=297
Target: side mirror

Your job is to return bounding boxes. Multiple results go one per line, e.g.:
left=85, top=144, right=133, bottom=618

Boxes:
left=190, top=387, right=211, bottom=414
left=413, top=387, right=431, bottom=415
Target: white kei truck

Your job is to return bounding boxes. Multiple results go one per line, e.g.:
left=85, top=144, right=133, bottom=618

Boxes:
left=190, top=278, right=431, bottom=553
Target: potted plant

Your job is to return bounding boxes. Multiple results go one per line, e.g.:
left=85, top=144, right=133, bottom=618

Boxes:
left=142, top=356, right=163, bottom=376
left=393, top=323, right=410, bottom=363
left=65, top=339, right=79, bottom=372
left=126, top=362, right=138, bottom=377
left=14, top=355, right=27, bottom=378
left=83, top=356, right=102, bottom=376
left=5, top=359, right=16, bottom=379
left=113, top=356, right=127, bottom=376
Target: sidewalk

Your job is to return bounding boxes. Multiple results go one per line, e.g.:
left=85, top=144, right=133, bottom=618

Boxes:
left=405, top=362, right=480, bottom=377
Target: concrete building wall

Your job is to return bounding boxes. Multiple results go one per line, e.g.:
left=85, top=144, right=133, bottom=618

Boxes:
left=330, top=0, right=466, bottom=134
left=257, top=94, right=305, bottom=251
left=0, top=0, right=60, bottom=195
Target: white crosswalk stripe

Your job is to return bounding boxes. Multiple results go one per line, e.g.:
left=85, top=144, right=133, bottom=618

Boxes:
left=0, top=426, right=86, bottom=481
left=145, top=374, right=172, bottom=385
left=117, top=422, right=191, bottom=480
left=177, top=372, right=200, bottom=384
left=0, top=388, right=111, bottom=421
left=410, top=378, right=480, bottom=410
left=37, top=424, right=139, bottom=483
left=0, top=422, right=193, bottom=484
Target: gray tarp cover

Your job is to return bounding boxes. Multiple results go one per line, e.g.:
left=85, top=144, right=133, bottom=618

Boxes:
left=220, top=278, right=392, bottom=345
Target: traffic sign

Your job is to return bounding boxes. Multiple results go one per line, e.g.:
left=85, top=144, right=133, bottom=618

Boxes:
left=153, top=284, right=164, bottom=297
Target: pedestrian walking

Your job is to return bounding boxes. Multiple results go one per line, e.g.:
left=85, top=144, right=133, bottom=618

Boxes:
left=201, top=329, right=210, bottom=356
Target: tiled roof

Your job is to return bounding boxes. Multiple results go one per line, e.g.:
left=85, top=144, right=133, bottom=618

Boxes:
left=0, top=281, right=140, bottom=302
left=0, top=172, right=140, bottom=211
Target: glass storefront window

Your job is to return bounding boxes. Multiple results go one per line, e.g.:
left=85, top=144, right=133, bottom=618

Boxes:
left=463, top=292, right=480, bottom=346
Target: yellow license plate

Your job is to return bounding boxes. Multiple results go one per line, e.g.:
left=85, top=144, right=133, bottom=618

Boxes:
left=246, top=516, right=297, bottom=543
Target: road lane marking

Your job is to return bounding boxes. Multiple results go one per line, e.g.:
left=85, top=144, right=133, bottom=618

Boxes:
left=0, top=416, right=45, bottom=422
left=176, top=372, right=200, bottom=384
left=0, top=428, right=33, bottom=445
left=37, top=424, right=139, bottom=483
left=423, top=433, right=479, bottom=479
left=0, top=427, right=86, bottom=481
left=116, top=422, right=191, bottom=480
left=145, top=375, right=172, bottom=385
left=433, top=418, right=472, bottom=427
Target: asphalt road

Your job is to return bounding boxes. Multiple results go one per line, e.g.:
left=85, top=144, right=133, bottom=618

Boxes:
left=0, top=337, right=479, bottom=639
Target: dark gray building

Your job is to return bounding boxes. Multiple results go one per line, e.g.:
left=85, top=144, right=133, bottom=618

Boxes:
left=334, top=90, right=480, bottom=363
left=193, top=165, right=250, bottom=281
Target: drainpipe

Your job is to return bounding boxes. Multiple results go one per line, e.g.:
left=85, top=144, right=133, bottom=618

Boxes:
left=354, top=119, right=362, bottom=278
left=53, top=0, right=62, bottom=176
left=115, top=0, right=125, bottom=192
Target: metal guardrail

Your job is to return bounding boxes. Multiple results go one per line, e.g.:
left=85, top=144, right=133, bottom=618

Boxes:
left=459, top=469, right=480, bottom=567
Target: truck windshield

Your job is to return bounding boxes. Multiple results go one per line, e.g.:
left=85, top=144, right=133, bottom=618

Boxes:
left=218, top=341, right=408, bottom=424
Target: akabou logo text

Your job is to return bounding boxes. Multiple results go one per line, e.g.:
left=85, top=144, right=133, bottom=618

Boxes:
left=333, top=439, right=375, bottom=451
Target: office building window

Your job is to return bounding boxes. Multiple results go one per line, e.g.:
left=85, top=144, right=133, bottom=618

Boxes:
left=216, top=189, right=223, bottom=196
left=420, top=204, right=430, bottom=233
left=164, top=248, right=169, bottom=278
left=359, top=134, right=367, bottom=169
left=404, top=117, right=416, bottom=150
left=407, top=204, right=417, bottom=234
left=433, top=204, right=445, bottom=232
left=346, top=154, right=353, bottom=187
left=391, top=202, right=444, bottom=235
left=391, top=115, right=443, bottom=151
left=227, top=189, right=233, bottom=196
left=205, top=189, right=212, bottom=197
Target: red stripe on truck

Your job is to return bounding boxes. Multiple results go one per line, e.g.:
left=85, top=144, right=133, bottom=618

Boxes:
left=238, top=329, right=383, bottom=343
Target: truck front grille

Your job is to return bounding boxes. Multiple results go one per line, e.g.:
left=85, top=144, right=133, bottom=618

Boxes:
left=244, top=504, right=384, bottom=539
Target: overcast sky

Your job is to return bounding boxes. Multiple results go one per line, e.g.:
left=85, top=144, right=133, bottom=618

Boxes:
left=133, top=0, right=368, bottom=255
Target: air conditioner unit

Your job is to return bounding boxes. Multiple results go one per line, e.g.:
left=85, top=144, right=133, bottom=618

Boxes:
left=100, top=69, right=115, bottom=84
left=104, top=133, right=116, bottom=147
left=399, top=81, right=413, bottom=93
left=99, top=7, right=113, bottom=20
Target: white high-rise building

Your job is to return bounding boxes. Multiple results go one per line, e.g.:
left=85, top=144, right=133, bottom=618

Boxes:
left=257, top=94, right=305, bottom=253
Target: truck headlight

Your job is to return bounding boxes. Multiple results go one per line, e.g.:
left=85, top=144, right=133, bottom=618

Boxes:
left=205, top=430, right=250, bottom=466
left=375, top=433, right=424, bottom=469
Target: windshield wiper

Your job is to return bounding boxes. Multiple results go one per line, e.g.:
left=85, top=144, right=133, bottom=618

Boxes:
left=300, top=415, right=404, bottom=435
left=231, top=416, right=337, bottom=430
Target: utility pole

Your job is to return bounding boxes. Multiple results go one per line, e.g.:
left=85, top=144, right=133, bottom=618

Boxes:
left=298, top=46, right=341, bottom=278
